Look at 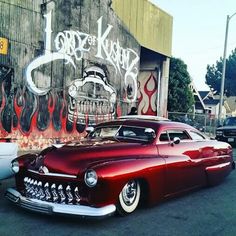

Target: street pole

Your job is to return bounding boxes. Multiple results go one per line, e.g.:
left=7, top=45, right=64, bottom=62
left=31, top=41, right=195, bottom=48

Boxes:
left=218, top=12, right=236, bottom=125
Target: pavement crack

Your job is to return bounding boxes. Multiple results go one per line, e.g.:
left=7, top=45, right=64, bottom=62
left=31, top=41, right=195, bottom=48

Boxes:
left=166, top=214, right=188, bottom=221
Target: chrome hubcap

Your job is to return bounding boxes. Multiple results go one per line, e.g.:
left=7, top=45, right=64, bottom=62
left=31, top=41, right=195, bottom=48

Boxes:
left=121, top=180, right=137, bottom=206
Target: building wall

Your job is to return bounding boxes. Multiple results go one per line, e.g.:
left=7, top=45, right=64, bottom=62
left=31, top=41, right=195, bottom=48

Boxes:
left=0, top=0, right=140, bottom=149
left=112, top=0, right=173, bottom=57
left=112, top=0, right=172, bottom=117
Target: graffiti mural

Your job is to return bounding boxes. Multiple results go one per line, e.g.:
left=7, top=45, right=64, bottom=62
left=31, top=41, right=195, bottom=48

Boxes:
left=0, top=5, right=140, bottom=150
left=26, top=11, right=139, bottom=102
left=138, top=72, right=158, bottom=116
left=68, top=66, right=116, bottom=127
left=11, top=86, right=84, bottom=149
left=0, top=65, right=13, bottom=135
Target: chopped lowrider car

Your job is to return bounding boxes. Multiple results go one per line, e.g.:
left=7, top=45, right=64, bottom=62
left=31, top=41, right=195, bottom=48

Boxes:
left=0, top=141, right=18, bottom=180
left=5, top=116, right=234, bottom=217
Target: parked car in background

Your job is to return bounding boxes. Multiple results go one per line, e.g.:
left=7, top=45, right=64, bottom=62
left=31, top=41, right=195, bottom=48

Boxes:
left=6, top=116, right=234, bottom=218
left=0, top=140, right=18, bottom=180
left=216, top=116, right=236, bottom=146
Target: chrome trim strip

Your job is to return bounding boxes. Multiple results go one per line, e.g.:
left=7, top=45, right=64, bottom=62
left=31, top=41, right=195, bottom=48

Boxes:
left=206, top=162, right=231, bottom=170
left=119, top=115, right=169, bottom=121
left=5, top=188, right=116, bottom=218
left=28, top=169, right=77, bottom=179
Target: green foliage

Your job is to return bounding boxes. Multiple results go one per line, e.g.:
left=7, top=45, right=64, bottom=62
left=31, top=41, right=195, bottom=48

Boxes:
left=206, top=48, right=236, bottom=96
left=168, top=57, right=194, bottom=112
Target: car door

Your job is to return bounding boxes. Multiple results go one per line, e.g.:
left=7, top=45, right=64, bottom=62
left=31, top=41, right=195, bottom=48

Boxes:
left=157, top=129, right=206, bottom=197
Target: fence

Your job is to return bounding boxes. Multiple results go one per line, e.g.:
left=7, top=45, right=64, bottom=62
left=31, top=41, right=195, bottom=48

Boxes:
left=167, top=112, right=218, bottom=138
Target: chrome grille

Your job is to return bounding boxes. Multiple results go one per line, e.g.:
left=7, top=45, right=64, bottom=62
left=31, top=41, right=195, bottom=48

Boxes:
left=23, top=177, right=81, bottom=204
left=224, top=130, right=236, bottom=137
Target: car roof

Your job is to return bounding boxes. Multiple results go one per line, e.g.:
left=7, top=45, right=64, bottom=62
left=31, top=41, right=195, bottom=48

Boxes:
left=118, top=115, right=170, bottom=122
left=96, top=116, right=194, bottom=130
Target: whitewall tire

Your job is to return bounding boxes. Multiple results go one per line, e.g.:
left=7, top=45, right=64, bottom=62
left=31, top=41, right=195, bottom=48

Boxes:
left=117, top=180, right=141, bottom=215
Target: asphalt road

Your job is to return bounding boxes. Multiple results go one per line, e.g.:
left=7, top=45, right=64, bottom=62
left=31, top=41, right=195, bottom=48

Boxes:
left=0, top=150, right=236, bottom=236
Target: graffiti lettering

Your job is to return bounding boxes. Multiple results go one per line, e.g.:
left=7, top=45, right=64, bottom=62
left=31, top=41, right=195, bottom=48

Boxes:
left=55, top=31, right=96, bottom=61
left=124, top=49, right=139, bottom=101
left=96, top=17, right=139, bottom=75
left=26, top=11, right=75, bottom=95
left=54, top=16, right=139, bottom=82
left=95, top=17, right=139, bottom=101
left=26, top=11, right=139, bottom=102
left=95, top=17, right=113, bottom=61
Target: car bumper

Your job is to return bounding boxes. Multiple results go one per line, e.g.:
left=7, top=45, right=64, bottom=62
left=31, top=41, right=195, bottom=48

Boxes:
left=5, top=188, right=116, bottom=218
left=0, top=159, right=15, bottom=180
left=216, top=136, right=236, bottom=144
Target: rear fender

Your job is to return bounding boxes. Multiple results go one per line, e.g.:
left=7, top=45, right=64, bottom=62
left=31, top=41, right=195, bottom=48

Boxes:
left=205, top=162, right=233, bottom=186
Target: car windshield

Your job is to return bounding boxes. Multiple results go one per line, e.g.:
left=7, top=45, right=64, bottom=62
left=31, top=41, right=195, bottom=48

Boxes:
left=223, top=117, right=236, bottom=126
left=89, top=125, right=155, bottom=142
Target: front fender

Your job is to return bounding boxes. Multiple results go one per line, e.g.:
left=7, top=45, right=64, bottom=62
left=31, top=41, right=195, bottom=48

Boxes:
left=89, top=157, right=166, bottom=206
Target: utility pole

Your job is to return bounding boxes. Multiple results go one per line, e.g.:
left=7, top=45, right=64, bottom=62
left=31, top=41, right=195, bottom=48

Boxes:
left=218, top=12, right=236, bottom=124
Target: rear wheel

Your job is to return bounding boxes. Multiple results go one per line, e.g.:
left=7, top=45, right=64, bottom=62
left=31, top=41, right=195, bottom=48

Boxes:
left=117, top=180, right=141, bottom=216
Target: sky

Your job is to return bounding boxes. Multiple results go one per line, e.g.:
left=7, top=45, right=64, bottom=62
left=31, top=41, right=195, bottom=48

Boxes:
left=149, top=0, right=236, bottom=91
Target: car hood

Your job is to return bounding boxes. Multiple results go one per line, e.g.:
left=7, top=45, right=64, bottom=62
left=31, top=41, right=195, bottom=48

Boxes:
left=32, top=138, right=156, bottom=176
left=217, top=126, right=236, bottom=131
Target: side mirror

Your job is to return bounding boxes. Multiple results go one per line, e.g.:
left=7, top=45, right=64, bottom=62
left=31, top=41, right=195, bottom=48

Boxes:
left=171, top=137, right=180, bottom=146
left=144, top=128, right=156, bottom=141
left=86, top=126, right=94, bottom=134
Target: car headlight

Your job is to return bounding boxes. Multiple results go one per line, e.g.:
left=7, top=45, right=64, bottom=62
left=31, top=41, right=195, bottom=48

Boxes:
left=216, top=130, right=223, bottom=136
left=11, top=160, right=19, bottom=174
left=68, top=84, right=77, bottom=97
left=84, top=169, right=98, bottom=187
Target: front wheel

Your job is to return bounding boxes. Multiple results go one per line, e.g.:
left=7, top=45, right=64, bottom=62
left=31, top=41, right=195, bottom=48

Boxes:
left=117, top=180, right=141, bottom=216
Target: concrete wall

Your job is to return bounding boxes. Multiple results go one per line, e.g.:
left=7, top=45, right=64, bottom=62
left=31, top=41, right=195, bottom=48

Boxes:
left=0, top=0, right=140, bottom=149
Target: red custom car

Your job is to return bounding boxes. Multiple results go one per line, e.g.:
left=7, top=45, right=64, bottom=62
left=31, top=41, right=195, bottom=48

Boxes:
left=5, top=116, right=235, bottom=217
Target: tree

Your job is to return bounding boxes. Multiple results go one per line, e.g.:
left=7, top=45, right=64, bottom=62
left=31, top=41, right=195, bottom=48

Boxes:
left=206, top=48, right=236, bottom=96
left=168, top=57, right=194, bottom=112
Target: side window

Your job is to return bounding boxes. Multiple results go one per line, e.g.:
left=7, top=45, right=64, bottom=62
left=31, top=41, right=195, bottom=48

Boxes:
left=168, top=130, right=190, bottom=141
left=159, top=131, right=169, bottom=141
left=118, top=126, right=149, bottom=141
left=189, top=131, right=205, bottom=140
left=123, top=130, right=136, bottom=137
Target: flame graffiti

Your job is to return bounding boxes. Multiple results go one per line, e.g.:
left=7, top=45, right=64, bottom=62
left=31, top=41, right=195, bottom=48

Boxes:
left=0, top=85, right=116, bottom=150
left=138, top=73, right=157, bottom=116
left=7, top=87, right=85, bottom=150
left=0, top=82, right=8, bottom=138
left=0, top=66, right=117, bottom=150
